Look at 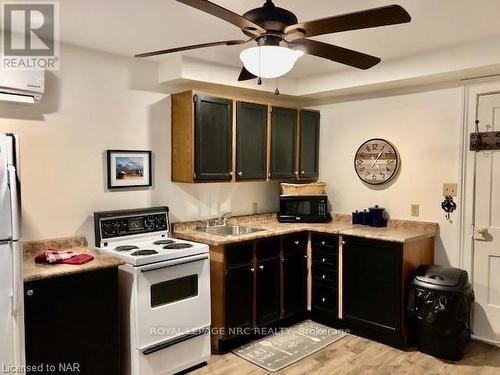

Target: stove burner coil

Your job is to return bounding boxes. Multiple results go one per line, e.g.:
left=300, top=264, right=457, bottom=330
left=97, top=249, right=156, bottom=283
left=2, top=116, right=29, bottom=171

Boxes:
left=131, top=250, right=159, bottom=256
left=114, top=245, right=139, bottom=252
left=153, top=239, right=175, bottom=245
left=163, top=243, right=194, bottom=250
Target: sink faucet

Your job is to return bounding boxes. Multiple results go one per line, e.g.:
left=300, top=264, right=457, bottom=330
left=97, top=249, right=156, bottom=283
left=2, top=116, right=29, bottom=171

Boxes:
left=215, top=212, right=232, bottom=226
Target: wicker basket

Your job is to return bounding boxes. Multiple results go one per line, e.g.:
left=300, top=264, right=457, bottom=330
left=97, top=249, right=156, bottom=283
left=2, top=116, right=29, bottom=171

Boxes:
left=281, top=182, right=326, bottom=196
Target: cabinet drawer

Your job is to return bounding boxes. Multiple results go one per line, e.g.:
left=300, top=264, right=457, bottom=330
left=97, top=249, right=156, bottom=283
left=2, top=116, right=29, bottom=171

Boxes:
left=312, top=250, right=337, bottom=269
left=312, top=268, right=338, bottom=288
left=312, top=285, right=338, bottom=315
left=225, top=242, right=254, bottom=266
left=283, top=232, right=308, bottom=254
left=311, top=233, right=338, bottom=250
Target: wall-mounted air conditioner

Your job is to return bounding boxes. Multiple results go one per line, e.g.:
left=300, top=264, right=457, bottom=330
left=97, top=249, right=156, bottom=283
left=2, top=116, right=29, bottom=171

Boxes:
left=0, top=70, right=44, bottom=104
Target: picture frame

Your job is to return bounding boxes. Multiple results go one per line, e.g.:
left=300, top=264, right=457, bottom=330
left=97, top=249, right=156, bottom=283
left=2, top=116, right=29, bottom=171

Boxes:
left=107, top=150, right=152, bottom=189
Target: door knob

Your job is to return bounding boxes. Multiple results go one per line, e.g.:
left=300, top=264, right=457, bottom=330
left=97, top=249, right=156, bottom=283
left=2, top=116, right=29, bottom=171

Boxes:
left=475, top=227, right=492, bottom=241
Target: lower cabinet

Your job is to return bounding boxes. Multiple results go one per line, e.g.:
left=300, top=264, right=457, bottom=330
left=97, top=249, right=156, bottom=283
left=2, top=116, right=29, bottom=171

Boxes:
left=342, top=236, right=434, bottom=348
left=282, top=234, right=308, bottom=317
left=24, top=268, right=119, bottom=375
left=211, top=234, right=307, bottom=353
left=225, top=264, right=254, bottom=332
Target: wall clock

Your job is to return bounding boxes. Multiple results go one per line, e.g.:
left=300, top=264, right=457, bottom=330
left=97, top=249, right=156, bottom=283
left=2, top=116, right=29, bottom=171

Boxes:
left=354, top=138, right=400, bottom=185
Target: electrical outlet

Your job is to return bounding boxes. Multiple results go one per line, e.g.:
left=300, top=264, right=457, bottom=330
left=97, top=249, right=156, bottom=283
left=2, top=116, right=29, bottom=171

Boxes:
left=443, top=183, right=458, bottom=197
left=411, top=204, right=419, bottom=217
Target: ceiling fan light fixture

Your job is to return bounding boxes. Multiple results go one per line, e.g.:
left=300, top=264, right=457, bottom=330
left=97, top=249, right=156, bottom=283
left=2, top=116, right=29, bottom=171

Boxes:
left=240, top=46, right=304, bottom=79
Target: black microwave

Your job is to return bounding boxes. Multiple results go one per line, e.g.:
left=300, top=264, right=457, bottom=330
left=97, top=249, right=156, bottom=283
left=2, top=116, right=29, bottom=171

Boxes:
left=278, top=195, right=331, bottom=223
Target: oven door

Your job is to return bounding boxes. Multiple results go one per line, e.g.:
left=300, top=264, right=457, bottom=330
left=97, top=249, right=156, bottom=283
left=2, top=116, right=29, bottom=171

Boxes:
left=134, top=254, right=210, bottom=350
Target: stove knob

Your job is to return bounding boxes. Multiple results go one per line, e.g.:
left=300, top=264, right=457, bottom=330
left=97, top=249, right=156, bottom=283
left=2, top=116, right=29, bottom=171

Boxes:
left=144, top=217, right=154, bottom=229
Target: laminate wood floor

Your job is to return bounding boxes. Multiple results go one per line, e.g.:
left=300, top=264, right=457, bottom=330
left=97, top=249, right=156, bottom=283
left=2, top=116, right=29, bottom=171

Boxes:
left=189, top=335, right=500, bottom=375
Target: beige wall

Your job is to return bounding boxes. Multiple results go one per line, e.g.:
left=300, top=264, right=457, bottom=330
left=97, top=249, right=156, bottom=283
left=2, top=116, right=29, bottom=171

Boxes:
left=313, top=87, right=464, bottom=267
left=0, top=44, right=280, bottom=242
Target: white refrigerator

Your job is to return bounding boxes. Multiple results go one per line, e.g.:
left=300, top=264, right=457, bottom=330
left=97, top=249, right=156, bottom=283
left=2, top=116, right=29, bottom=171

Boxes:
left=0, top=133, right=25, bottom=371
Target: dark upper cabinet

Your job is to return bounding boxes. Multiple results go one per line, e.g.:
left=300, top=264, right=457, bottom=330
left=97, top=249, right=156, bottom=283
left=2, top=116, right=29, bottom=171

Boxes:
left=299, top=110, right=320, bottom=179
left=282, top=234, right=308, bottom=317
left=194, top=95, right=233, bottom=181
left=225, top=264, right=254, bottom=331
left=255, top=257, right=281, bottom=326
left=343, top=237, right=403, bottom=336
left=270, top=107, right=298, bottom=180
left=236, top=102, right=268, bottom=180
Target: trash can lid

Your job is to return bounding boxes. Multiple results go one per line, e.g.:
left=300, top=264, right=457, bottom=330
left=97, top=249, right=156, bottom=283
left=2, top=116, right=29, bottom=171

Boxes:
left=414, top=265, right=466, bottom=287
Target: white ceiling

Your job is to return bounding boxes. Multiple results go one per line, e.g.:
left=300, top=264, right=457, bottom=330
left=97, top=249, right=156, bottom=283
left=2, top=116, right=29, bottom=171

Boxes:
left=59, top=0, right=500, bottom=78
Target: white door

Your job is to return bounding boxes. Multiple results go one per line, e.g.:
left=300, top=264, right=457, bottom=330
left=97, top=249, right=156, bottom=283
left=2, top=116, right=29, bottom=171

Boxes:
left=473, top=93, right=500, bottom=343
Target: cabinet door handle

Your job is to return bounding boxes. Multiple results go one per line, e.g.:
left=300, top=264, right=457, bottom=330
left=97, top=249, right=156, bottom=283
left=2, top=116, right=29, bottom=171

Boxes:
left=304, top=255, right=308, bottom=259
left=250, top=267, right=255, bottom=273
left=294, top=171, right=299, bottom=175
left=321, top=258, right=326, bottom=263
left=321, top=241, right=326, bottom=245
left=238, top=171, right=243, bottom=176
left=342, top=241, right=346, bottom=245
left=321, top=297, right=327, bottom=303
left=294, top=240, right=300, bottom=245
left=321, top=274, right=326, bottom=280
left=229, top=171, right=234, bottom=176
left=26, top=289, right=33, bottom=297
left=259, top=265, right=264, bottom=270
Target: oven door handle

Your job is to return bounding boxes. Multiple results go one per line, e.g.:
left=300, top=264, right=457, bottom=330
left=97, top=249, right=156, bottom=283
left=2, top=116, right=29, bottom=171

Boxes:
left=142, top=325, right=210, bottom=355
left=140, top=253, right=209, bottom=273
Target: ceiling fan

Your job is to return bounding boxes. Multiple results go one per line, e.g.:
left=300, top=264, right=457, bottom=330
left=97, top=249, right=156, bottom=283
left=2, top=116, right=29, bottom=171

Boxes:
left=135, top=0, right=411, bottom=81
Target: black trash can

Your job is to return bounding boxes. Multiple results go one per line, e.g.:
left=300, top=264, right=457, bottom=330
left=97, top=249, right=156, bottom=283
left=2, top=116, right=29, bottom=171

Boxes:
left=408, top=265, right=474, bottom=361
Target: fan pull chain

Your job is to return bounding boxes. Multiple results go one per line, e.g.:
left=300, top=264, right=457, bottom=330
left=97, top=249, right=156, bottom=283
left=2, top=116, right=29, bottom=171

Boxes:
left=258, top=44, right=262, bottom=85
left=274, top=78, right=280, bottom=95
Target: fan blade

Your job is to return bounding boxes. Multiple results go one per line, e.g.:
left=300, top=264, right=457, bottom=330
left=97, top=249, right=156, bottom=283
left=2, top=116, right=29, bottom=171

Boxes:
left=238, top=67, right=257, bottom=81
left=289, top=39, right=380, bottom=70
left=285, top=5, right=411, bottom=38
left=135, top=39, right=250, bottom=58
left=176, top=0, right=266, bottom=35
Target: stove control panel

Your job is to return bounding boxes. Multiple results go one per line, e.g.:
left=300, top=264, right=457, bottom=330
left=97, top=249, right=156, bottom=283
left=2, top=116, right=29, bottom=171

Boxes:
left=100, top=214, right=168, bottom=239
left=94, top=207, right=170, bottom=246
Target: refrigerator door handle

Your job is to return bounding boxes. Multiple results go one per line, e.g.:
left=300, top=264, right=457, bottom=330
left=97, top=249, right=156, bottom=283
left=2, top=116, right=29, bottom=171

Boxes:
left=11, top=241, right=23, bottom=315
left=7, top=166, right=20, bottom=240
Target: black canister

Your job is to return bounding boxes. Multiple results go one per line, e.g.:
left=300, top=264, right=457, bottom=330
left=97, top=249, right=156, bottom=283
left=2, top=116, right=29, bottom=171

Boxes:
left=369, top=205, right=387, bottom=227
left=359, top=209, right=370, bottom=225
left=352, top=210, right=360, bottom=224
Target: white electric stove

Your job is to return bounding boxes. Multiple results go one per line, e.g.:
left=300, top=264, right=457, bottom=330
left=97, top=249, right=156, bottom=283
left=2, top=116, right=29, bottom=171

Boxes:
left=94, top=207, right=211, bottom=375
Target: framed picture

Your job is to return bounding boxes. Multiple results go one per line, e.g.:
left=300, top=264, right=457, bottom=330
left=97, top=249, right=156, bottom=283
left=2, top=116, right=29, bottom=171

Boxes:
left=107, top=150, right=152, bottom=189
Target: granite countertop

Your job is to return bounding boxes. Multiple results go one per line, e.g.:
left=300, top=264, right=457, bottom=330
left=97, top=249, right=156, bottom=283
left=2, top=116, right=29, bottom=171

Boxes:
left=23, top=235, right=124, bottom=282
left=172, top=213, right=438, bottom=246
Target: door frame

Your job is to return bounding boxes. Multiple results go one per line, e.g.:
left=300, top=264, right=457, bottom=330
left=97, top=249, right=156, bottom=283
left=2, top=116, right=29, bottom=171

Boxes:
left=460, top=78, right=500, bottom=345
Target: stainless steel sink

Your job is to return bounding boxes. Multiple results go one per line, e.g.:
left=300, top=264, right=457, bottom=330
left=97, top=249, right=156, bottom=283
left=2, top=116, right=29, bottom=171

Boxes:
left=196, top=225, right=264, bottom=237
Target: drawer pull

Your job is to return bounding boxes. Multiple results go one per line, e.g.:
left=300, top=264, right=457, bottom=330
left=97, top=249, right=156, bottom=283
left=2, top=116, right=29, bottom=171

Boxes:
left=342, top=241, right=346, bottom=245
left=321, top=274, right=327, bottom=280
left=250, top=267, right=255, bottom=273
left=26, top=289, right=33, bottom=297
left=321, top=241, right=326, bottom=245
left=259, top=265, right=264, bottom=270
left=304, top=255, right=308, bottom=259
left=294, top=240, right=300, bottom=245
left=321, top=258, right=326, bottom=263
left=321, top=297, right=326, bottom=303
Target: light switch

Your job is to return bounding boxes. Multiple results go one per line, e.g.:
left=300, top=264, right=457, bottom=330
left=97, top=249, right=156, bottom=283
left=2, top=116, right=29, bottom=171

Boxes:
left=411, top=204, right=419, bottom=217
left=443, top=183, right=458, bottom=197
